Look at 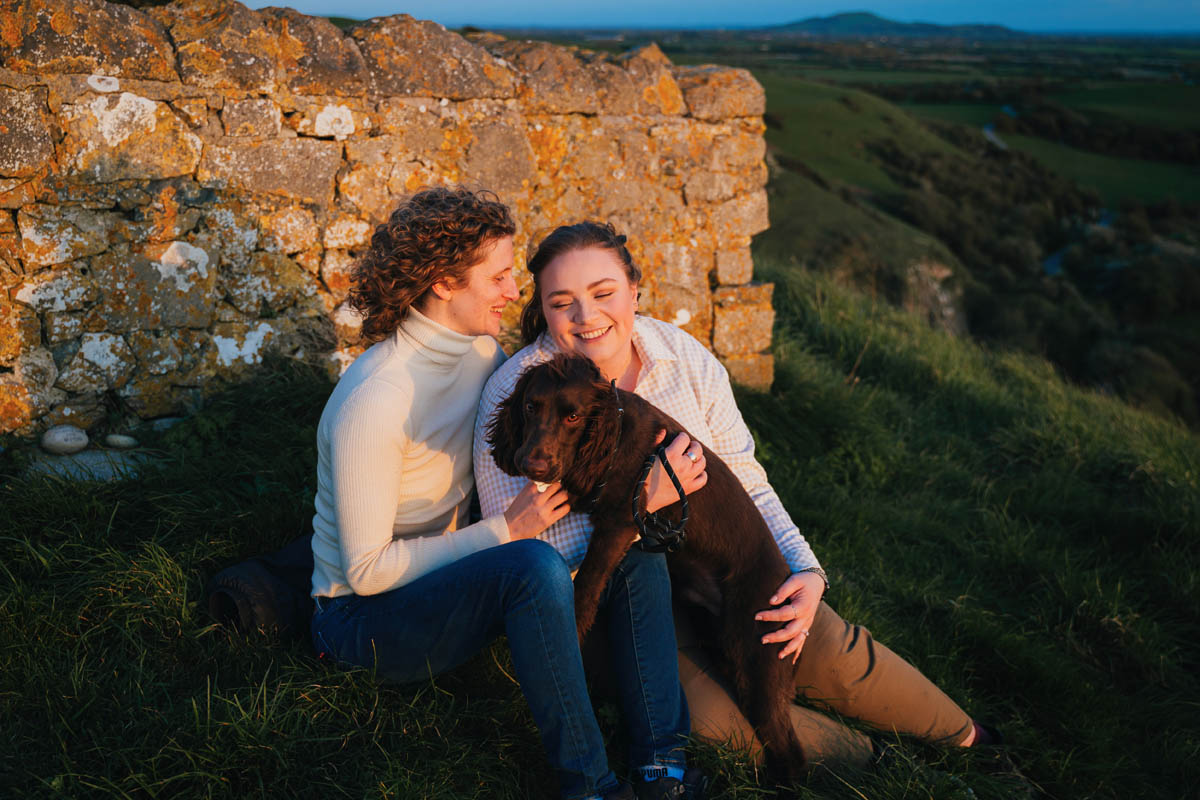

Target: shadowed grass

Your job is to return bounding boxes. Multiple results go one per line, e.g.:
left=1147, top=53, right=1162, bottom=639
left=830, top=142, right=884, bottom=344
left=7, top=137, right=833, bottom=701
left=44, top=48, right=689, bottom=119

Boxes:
left=748, top=262, right=1200, bottom=798
left=3, top=264, right=1199, bottom=797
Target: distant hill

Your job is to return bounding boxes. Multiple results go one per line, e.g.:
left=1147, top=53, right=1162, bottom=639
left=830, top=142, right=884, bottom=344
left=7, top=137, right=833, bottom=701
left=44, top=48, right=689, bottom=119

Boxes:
left=768, top=11, right=1024, bottom=39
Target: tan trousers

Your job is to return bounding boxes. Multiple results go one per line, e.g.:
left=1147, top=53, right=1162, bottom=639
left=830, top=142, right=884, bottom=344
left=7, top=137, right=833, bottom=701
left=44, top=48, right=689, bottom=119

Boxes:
left=674, top=600, right=973, bottom=768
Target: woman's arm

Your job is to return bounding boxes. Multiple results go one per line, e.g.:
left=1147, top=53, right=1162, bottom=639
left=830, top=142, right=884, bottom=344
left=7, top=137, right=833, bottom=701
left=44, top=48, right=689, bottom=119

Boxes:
left=330, top=384, right=510, bottom=596
left=694, top=351, right=827, bottom=659
left=699, top=355, right=822, bottom=574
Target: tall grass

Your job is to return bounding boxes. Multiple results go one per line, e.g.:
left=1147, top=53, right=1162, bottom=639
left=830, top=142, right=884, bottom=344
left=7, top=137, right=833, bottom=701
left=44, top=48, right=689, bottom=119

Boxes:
left=3, top=261, right=1198, bottom=798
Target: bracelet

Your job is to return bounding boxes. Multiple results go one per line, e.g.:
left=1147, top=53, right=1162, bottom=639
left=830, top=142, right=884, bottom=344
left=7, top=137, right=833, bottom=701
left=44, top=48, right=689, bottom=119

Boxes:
left=797, top=566, right=829, bottom=592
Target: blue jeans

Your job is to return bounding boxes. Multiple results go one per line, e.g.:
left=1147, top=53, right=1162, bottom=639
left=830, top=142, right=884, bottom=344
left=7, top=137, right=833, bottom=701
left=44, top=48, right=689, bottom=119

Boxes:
left=310, top=539, right=688, bottom=799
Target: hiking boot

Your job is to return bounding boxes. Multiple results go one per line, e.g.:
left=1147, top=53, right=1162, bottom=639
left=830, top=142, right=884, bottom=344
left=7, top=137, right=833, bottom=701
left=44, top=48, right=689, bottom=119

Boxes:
left=634, top=767, right=709, bottom=800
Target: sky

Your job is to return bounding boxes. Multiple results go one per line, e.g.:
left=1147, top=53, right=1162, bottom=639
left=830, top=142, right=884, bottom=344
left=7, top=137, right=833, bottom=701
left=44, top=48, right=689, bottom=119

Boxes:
left=246, top=1, right=1200, bottom=33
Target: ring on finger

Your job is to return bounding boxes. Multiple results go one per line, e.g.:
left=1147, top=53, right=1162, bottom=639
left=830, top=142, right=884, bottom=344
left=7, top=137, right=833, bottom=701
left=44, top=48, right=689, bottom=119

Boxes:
left=686, top=449, right=700, bottom=463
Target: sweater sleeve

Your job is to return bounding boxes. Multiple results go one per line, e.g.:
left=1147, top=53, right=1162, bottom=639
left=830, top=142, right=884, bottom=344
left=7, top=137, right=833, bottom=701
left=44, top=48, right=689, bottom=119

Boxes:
left=698, top=352, right=822, bottom=575
left=331, top=384, right=509, bottom=596
left=474, top=367, right=524, bottom=523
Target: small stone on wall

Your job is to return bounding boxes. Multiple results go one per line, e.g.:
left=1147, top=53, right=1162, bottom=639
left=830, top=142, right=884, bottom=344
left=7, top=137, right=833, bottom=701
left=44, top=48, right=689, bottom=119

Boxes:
left=721, top=353, right=774, bottom=390
left=0, top=87, right=55, bottom=178
left=713, top=283, right=775, bottom=357
left=221, top=98, right=282, bottom=137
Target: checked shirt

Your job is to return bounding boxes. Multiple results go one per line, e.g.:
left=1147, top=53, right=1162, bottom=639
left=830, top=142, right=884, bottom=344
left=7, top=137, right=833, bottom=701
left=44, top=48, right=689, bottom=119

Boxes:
left=473, top=315, right=822, bottom=575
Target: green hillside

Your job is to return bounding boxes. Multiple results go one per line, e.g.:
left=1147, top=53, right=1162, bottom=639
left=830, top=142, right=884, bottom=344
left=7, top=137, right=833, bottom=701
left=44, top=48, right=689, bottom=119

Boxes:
left=758, top=76, right=957, bottom=196
left=754, top=72, right=1200, bottom=428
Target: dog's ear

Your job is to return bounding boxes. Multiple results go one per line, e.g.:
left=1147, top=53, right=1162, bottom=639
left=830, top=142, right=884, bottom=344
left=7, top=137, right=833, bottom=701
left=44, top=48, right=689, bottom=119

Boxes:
left=487, top=368, right=534, bottom=477
left=572, top=381, right=621, bottom=483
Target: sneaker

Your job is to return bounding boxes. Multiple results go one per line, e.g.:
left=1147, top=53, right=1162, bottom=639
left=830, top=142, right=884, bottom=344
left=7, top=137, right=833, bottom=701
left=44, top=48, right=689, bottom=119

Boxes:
left=634, top=767, right=709, bottom=800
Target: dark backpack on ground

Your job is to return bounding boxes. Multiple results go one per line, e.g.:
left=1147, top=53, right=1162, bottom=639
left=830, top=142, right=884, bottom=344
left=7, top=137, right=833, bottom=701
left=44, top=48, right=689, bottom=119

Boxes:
left=204, top=534, right=315, bottom=641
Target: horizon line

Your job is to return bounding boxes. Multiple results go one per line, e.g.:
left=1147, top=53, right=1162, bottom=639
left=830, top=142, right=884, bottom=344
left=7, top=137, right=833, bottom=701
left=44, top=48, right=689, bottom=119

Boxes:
left=322, top=17, right=1200, bottom=37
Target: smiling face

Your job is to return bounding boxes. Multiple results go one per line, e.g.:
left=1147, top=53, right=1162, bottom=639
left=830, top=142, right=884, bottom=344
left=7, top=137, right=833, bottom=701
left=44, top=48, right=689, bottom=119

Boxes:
left=423, top=236, right=518, bottom=337
left=539, top=246, right=639, bottom=380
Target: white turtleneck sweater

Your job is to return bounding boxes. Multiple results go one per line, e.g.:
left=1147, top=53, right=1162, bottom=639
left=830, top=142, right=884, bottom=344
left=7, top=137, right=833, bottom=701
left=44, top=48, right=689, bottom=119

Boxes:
left=310, top=308, right=511, bottom=599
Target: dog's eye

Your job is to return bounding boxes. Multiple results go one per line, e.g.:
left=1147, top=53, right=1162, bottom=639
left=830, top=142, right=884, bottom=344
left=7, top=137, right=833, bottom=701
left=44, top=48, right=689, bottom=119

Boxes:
left=566, top=413, right=579, bottom=423
left=525, top=401, right=534, bottom=413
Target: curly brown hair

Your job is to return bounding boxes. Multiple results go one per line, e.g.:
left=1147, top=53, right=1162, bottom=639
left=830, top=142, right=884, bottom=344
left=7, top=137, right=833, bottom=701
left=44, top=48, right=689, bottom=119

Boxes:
left=349, top=187, right=516, bottom=342
left=519, top=221, right=641, bottom=345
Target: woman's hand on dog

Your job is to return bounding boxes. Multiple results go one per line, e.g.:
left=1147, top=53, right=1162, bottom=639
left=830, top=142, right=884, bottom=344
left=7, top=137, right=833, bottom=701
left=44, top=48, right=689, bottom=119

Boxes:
left=755, top=571, right=827, bottom=663
left=504, top=481, right=572, bottom=540
left=643, top=430, right=708, bottom=512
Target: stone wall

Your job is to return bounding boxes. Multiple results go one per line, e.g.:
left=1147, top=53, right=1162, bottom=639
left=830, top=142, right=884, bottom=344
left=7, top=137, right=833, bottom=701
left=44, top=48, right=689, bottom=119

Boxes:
left=0, top=0, right=774, bottom=436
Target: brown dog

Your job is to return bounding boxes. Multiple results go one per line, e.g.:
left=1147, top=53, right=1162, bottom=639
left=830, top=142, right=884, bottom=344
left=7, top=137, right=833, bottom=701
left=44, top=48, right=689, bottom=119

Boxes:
left=487, top=354, right=806, bottom=783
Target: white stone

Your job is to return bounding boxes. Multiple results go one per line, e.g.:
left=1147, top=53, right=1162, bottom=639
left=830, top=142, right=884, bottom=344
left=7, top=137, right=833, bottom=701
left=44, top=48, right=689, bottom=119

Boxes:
left=105, top=434, right=138, bottom=449
left=89, top=92, right=158, bottom=147
left=213, top=321, right=273, bottom=367
left=150, top=241, right=210, bottom=291
left=328, top=348, right=358, bottom=377
left=314, top=105, right=355, bottom=140
left=323, top=215, right=372, bottom=249
left=56, top=333, right=136, bottom=393
left=41, top=424, right=89, bottom=455
left=331, top=301, right=364, bottom=339
left=14, top=267, right=96, bottom=311
left=87, top=75, right=120, bottom=93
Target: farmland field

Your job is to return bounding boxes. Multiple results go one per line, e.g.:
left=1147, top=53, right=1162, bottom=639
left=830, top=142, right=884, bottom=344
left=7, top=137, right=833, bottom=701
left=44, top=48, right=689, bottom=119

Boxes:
left=1047, top=82, right=1200, bottom=130
left=1002, top=133, right=1200, bottom=204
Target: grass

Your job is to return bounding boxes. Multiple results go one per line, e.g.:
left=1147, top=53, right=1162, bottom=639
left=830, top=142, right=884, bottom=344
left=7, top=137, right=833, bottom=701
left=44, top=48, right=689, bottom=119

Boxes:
left=754, top=165, right=962, bottom=303
left=4, top=251, right=1199, bottom=797
left=1000, top=134, right=1200, bottom=205
left=758, top=75, right=957, bottom=196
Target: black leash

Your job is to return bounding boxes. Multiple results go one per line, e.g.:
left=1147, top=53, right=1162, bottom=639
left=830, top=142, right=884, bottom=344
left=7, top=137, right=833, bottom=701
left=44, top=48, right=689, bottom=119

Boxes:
left=580, top=380, right=624, bottom=514
left=632, top=443, right=690, bottom=553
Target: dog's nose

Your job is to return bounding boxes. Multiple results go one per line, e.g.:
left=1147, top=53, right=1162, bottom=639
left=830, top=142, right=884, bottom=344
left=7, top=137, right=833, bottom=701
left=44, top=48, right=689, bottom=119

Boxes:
left=522, top=455, right=550, bottom=477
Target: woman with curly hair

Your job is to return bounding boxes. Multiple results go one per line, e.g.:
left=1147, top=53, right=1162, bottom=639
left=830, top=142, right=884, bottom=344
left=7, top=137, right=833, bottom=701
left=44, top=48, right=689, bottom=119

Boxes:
left=307, top=188, right=706, bottom=800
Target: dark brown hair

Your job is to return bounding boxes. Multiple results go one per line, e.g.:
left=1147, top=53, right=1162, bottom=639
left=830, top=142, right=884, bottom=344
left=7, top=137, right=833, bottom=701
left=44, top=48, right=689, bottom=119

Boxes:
left=349, top=187, right=516, bottom=342
left=519, top=221, right=641, bottom=345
